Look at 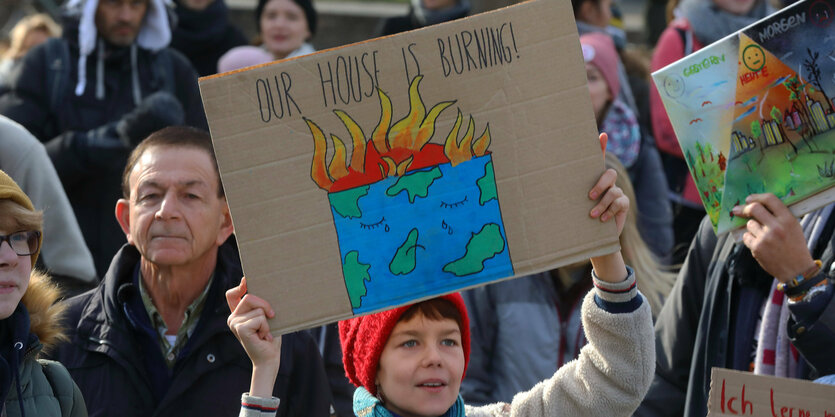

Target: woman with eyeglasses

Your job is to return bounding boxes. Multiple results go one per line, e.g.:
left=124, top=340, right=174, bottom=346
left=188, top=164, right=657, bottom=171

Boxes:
left=0, top=169, right=87, bottom=417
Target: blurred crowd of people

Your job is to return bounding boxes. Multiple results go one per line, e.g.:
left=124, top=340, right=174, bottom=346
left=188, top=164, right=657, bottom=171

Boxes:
left=0, top=0, right=833, bottom=415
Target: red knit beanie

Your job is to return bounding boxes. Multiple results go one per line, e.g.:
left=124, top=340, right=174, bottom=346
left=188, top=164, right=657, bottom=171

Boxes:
left=580, top=32, right=620, bottom=100
left=338, top=293, right=471, bottom=397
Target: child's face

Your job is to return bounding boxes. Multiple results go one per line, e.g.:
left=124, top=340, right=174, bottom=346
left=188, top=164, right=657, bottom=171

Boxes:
left=376, top=315, right=465, bottom=417
left=586, top=63, right=612, bottom=122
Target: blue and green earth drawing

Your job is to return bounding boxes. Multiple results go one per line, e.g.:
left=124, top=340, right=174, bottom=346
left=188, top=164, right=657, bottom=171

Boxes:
left=329, top=154, right=513, bottom=314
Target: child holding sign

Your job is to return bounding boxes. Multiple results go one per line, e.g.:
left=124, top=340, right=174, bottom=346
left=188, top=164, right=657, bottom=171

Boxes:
left=226, top=140, right=654, bottom=416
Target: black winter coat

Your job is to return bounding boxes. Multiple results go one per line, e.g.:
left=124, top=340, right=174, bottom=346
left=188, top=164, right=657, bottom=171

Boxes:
left=0, top=27, right=208, bottom=276
left=48, top=238, right=333, bottom=417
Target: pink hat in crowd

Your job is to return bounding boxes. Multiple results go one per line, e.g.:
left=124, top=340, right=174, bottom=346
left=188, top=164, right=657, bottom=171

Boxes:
left=580, top=32, right=620, bottom=98
left=217, top=46, right=274, bottom=73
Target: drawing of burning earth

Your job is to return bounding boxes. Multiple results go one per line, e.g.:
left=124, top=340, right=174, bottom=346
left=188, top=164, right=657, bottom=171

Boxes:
left=304, top=75, right=513, bottom=314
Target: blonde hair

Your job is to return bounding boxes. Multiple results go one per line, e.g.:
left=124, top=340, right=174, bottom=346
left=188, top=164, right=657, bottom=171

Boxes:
left=4, top=13, right=61, bottom=60
left=606, top=153, right=676, bottom=317
left=0, top=199, right=42, bottom=233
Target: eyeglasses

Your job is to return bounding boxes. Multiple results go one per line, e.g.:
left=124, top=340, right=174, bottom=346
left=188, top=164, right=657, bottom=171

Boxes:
left=0, top=231, right=41, bottom=256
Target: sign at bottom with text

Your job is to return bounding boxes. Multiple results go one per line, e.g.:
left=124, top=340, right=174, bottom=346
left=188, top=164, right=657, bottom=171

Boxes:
left=708, top=368, right=835, bottom=417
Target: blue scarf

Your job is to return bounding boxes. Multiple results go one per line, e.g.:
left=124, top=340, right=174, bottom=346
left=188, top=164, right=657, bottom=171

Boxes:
left=352, top=386, right=466, bottom=417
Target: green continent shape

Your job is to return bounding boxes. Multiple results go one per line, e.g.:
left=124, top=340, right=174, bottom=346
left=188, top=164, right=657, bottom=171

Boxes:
left=390, top=229, right=419, bottom=275
left=477, top=161, right=498, bottom=205
left=330, top=186, right=369, bottom=219
left=443, top=223, right=505, bottom=276
left=343, top=251, right=371, bottom=309
left=385, top=167, right=442, bottom=203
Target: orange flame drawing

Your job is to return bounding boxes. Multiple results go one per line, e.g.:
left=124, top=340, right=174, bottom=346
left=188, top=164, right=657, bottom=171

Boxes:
left=305, top=75, right=491, bottom=192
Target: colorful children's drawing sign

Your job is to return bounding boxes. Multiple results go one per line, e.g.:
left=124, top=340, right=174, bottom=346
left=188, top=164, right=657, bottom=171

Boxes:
left=198, top=0, right=617, bottom=333
left=652, top=0, right=835, bottom=234
left=707, top=368, right=835, bottom=416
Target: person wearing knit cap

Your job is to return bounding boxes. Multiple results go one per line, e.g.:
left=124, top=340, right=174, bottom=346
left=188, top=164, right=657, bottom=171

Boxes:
left=0, top=169, right=88, bottom=417
left=0, top=0, right=208, bottom=278
left=227, top=145, right=656, bottom=417
left=581, top=32, right=637, bottom=167
left=218, top=0, right=316, bottom=73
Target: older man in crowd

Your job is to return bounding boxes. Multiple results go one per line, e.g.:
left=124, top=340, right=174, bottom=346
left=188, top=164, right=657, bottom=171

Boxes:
left=50, top=127, right=332, bottom=417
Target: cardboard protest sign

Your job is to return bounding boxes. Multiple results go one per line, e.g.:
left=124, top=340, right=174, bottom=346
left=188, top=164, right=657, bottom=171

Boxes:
left=708, top=368, right=835, bottom=416
left=199, top=0, right=616, bottom=333
left=652, top=0, right=835, bottom=235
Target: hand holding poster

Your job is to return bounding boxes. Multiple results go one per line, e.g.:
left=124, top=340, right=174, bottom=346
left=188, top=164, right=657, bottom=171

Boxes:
left=651, top=0, right=835, bottom=235
left=199, top=0, right=615, bottom=333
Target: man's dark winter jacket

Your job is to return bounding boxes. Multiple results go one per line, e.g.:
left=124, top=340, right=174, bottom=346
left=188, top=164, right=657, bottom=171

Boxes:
left=635, top=216, right=835, bottom=417
left=0, top=23, right=208, bottom=276
left=48, top=238, right=333, bottom=417
left=170, top=0, right=248, bottom=76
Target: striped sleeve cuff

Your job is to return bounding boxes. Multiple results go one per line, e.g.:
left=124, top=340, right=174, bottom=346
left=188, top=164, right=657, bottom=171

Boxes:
left=592, top=265, right=643, bottom=314
left=240, top=393, right=280, bottom=417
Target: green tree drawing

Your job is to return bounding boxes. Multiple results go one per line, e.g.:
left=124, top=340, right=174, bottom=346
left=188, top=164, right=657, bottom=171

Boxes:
left=783, top=75, right=816, bottom=138
left=750, top=120, right=764, bottom=154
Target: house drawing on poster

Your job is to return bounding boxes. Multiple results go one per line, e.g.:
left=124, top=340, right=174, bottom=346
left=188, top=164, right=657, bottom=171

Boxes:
left=718, top=29, right=835, bottom=233
left=303, top=75, right=513, bottom=314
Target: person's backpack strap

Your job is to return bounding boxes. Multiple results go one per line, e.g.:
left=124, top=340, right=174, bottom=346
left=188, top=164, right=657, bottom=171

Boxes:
left=37, top=359, right=77, bottom=417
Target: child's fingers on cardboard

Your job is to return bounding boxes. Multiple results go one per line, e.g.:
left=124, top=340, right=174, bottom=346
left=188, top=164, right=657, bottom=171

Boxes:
left=225, top=280, right=246, bottom=313
left=235, top=294, right=275, bottom=318
left=229, top=307, right=270, bottom=337
left=591, top=187, right=621, bottom=219
left=589, top=168, right=617, bottom=200
left=601, top=194, right=628, bottom=223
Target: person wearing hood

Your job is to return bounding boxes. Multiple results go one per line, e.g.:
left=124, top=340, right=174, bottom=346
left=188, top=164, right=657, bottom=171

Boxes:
left=170, top=0, right=248, bottom=76
left=378, top=0, right=470, bottom=36
left=0, top=169, right=87, bottom=417
left=0, top=0, right=209, bottom=277
left=217, top=0, right=316, bottom=73
left=649, top=0, right=774, bottom=264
